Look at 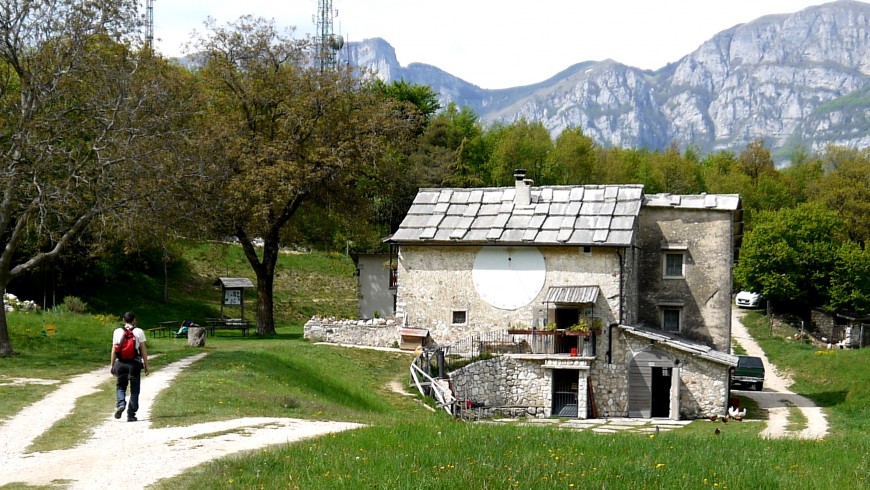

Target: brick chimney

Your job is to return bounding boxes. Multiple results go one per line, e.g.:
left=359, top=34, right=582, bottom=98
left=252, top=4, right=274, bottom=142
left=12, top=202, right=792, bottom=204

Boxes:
left=514, top=168, right=532, bottom=206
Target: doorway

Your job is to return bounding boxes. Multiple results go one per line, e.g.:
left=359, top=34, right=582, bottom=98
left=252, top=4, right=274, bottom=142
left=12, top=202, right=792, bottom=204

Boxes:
left=552, top=369, right=579, bottom=417
left=628, top=349, right=677, bottom=418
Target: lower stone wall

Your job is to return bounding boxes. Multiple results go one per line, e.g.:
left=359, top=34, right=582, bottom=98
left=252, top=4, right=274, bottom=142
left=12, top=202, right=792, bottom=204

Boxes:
left=449, top=357, right=551, bottom=418
left=619, top=333, right=730, bottom=419
left=303, top=316, right=399, bottom=348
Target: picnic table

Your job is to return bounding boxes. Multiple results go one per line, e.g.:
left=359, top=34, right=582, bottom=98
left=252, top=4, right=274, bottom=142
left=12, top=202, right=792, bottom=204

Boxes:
left=205, top=318, right=251, bottom=337
left=148, top=321, right=182, bottom=338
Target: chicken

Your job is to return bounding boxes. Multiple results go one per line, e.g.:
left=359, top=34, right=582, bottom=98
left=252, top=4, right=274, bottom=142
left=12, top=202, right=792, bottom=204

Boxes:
left=709, top=414, right=718, bottom=422
left=728, top=406, right=747, bottom=421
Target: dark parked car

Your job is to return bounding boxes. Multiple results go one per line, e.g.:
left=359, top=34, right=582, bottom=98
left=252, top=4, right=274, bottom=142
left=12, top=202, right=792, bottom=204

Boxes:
left=730, top=355, right=765, bottom=390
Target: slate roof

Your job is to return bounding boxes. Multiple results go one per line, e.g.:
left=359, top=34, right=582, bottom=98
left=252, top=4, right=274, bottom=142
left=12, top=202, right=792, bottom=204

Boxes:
left=619, top=325, right=739, bottom=366
left=644, top=193, right=741, bottom=211
left=390, top=184, right=645, bottom=246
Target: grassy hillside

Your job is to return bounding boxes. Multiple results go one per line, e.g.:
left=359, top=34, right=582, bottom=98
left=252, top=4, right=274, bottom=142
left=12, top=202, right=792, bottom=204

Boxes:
left=1, top=242, right=869, bottom=488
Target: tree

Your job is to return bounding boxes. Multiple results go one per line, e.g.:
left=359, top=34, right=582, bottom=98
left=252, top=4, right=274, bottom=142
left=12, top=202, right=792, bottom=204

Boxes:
left=735, top=203, right=846, bottom=310
left=548, top=127, right=596, bottom=185
left=190, top=17, right=419, bottom=335
left=487, top=119, right=553, bottom=185
left=808, top=146, right=870, bottom=244
left=737, top=139, right=777, bottom=185
left=0, top=1, right=180, bottom=356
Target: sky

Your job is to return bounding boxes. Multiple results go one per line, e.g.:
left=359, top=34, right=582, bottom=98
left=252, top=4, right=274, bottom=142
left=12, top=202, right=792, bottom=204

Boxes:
left=153, top=0, right=838, bottom=89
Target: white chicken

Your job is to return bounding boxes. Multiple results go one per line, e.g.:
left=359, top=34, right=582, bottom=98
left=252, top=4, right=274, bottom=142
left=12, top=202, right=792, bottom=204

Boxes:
left=728, top=406, right=747, bottom=421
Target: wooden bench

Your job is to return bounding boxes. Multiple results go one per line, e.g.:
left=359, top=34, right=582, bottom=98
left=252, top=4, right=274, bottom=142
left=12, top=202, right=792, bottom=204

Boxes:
left=149, top=321, right=183, bottom=338
left=205, top=318, right=251, bottom=337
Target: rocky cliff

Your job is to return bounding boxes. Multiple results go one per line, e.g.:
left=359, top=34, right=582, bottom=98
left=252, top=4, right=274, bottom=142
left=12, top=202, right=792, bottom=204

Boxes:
left=344, top=1, right=870, bottom=157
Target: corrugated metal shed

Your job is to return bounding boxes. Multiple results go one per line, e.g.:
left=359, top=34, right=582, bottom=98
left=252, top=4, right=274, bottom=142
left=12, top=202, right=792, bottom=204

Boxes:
left=390, top=183, right=645, bottom=247
left=544, top=286, right=600, bottom=305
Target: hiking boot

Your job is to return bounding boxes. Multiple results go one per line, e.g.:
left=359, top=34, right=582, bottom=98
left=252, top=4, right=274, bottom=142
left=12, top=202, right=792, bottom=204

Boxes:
left=114, top=403, right=126, bottom=419
left=127, top=416, right=138, bottom=422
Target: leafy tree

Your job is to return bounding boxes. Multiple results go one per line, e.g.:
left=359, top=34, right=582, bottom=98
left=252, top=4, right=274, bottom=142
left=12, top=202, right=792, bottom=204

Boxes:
left=0, top=1, right=181, bottom=356
left=735, top=203, right=846, bottom=310
left=737, top=139, right=777, bottom=185
left=548, top=127, right=596, bottom=185
left=442, top=138, right=485, bottom=188
left=189, top=17, right=419, bottom=334
left=829, top=243, right=870, bottom=314
left=808, top=146, right=870, bottom=244
left=487, top=119, right=553, bottom=185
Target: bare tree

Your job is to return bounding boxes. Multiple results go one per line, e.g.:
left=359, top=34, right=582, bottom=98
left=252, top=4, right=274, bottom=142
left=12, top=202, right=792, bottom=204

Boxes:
left=0, top=0, right=183, bottom=355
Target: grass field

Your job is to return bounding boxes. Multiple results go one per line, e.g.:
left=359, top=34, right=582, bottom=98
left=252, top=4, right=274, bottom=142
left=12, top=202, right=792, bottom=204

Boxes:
left=1, top=241, right=869, bottom=489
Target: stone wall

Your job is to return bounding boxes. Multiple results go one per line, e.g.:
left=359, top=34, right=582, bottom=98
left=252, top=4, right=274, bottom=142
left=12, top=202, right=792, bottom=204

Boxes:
left=303, top=316, right=399, bottom=348
left=446, top=325, right=730, bottom=421
left=636, top=207, right=734, bottom=351
left=449, top=356, right=552, bottom=418
left=619, top=332, right=730, bottom=418
left=396, top=245, right=623, bottom=346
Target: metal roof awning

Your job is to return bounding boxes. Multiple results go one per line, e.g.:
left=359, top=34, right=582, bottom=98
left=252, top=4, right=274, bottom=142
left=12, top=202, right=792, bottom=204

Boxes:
left=544, top=286, right=600, bottom=305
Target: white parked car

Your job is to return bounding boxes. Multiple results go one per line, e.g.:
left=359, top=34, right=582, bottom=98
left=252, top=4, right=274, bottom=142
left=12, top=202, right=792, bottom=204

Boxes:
left=735, top=290, right=764, bottom=308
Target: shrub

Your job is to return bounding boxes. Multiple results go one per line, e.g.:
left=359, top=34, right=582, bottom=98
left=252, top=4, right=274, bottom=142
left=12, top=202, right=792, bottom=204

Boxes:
left=56, top=296, right=88, bottom=314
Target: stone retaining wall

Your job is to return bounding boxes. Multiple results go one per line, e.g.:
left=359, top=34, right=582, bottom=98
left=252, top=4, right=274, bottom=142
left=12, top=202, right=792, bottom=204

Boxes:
left=449, top=356, right=551, bottom=418
left=303, top=316, right=399, bottom=348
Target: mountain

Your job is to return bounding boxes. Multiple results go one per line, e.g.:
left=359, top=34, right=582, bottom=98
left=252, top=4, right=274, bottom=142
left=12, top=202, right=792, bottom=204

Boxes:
left=344, top=1, right=870, bottom=158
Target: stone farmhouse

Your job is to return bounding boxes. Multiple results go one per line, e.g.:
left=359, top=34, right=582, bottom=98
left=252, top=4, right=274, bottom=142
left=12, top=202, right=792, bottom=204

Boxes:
left=387, top=170, right=742, bottom=420
left=304, top=170, right=742, bottom=419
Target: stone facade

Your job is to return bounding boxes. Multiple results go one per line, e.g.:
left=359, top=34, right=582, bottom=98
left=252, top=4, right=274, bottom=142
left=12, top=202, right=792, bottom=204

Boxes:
left=446, top=325, right=730, bottom=420
left=396, top=245, right=623, bottom=345
left=635, top=206, right=735, bottom=351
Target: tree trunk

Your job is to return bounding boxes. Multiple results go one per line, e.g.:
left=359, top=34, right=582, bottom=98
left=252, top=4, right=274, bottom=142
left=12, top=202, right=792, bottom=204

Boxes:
left=0, top=293, right=15, bottom=356
left=256, top=274, right=275, bottom=335
left=238, top=232, right=279, bottom=336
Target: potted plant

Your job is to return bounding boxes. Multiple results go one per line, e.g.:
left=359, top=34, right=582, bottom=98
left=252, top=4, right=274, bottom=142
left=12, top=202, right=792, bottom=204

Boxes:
left=565, top=318, right=602, bottom=337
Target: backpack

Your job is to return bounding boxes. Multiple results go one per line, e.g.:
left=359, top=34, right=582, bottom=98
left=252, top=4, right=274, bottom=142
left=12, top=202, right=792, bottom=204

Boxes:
left=115, top=327, right=138, bottom=361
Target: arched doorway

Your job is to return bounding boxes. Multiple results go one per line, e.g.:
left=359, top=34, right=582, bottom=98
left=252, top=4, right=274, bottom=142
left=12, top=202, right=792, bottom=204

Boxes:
left=628, top=349, right=680, bottom=419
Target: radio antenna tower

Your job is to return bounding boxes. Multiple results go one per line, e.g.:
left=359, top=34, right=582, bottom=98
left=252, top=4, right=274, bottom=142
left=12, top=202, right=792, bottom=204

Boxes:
left=315, top=0, right=343, bottom=71
left=145, top=0, right=154, bottom=50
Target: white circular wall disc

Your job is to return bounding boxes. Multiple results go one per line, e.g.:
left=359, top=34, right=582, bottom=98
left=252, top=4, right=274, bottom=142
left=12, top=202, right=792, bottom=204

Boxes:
left=472, top=247, right=546, bottom=310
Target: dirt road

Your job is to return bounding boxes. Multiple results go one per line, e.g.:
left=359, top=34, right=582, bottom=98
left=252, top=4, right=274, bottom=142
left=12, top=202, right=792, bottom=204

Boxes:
left=0, top=353, right=362, bottom=489
left=730, top=309, right=828, bottom=439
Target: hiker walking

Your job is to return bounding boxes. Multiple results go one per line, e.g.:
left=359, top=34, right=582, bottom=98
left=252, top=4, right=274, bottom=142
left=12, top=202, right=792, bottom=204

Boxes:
left=110, top=311, right=149, bottom=422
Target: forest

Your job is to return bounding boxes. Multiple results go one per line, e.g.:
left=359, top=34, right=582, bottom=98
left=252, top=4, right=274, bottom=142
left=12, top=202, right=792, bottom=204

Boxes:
left=0, top=1, right=867, bottom=355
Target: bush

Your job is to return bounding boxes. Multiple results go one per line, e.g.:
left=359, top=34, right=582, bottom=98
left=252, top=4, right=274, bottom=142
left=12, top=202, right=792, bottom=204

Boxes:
left=56, top=296, right=88, bottom=314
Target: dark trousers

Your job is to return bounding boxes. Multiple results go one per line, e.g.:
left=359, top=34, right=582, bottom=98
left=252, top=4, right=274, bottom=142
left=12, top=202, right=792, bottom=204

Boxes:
left=115, top=361, right=142, bottom=417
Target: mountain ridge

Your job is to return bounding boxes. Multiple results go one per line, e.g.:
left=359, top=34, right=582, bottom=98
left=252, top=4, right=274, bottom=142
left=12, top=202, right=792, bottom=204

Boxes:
left=344, top=0, right=870, bottom=158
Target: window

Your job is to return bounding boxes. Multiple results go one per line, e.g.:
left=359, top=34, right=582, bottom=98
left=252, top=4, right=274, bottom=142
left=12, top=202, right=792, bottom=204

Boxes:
left=662, top=308, right=681, bottom=332
left=451, top=310, right=467, bottom=325
left=663, top=252, right=684, bottom=278
left=582, top=246, right=592, bottom=254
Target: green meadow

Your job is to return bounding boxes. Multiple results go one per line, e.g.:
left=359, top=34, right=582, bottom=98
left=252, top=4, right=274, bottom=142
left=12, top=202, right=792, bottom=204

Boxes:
left=1, top=242, right=868, bottom=489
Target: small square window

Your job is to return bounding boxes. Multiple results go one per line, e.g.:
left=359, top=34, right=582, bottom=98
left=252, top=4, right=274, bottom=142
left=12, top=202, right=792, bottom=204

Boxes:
left=663, top=252, right=684, bottom=278
left=452, top=310, right=467, bottom=325
left=582, top=246, right=592, bottom=254
left=662, top=308, right=681, bottom=332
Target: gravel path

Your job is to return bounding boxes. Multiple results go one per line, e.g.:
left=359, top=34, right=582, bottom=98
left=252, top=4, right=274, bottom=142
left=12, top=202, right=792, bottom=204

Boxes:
left=731, top=309, right=828, bottom=439
left=0, top=353, right=363, bottom=489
